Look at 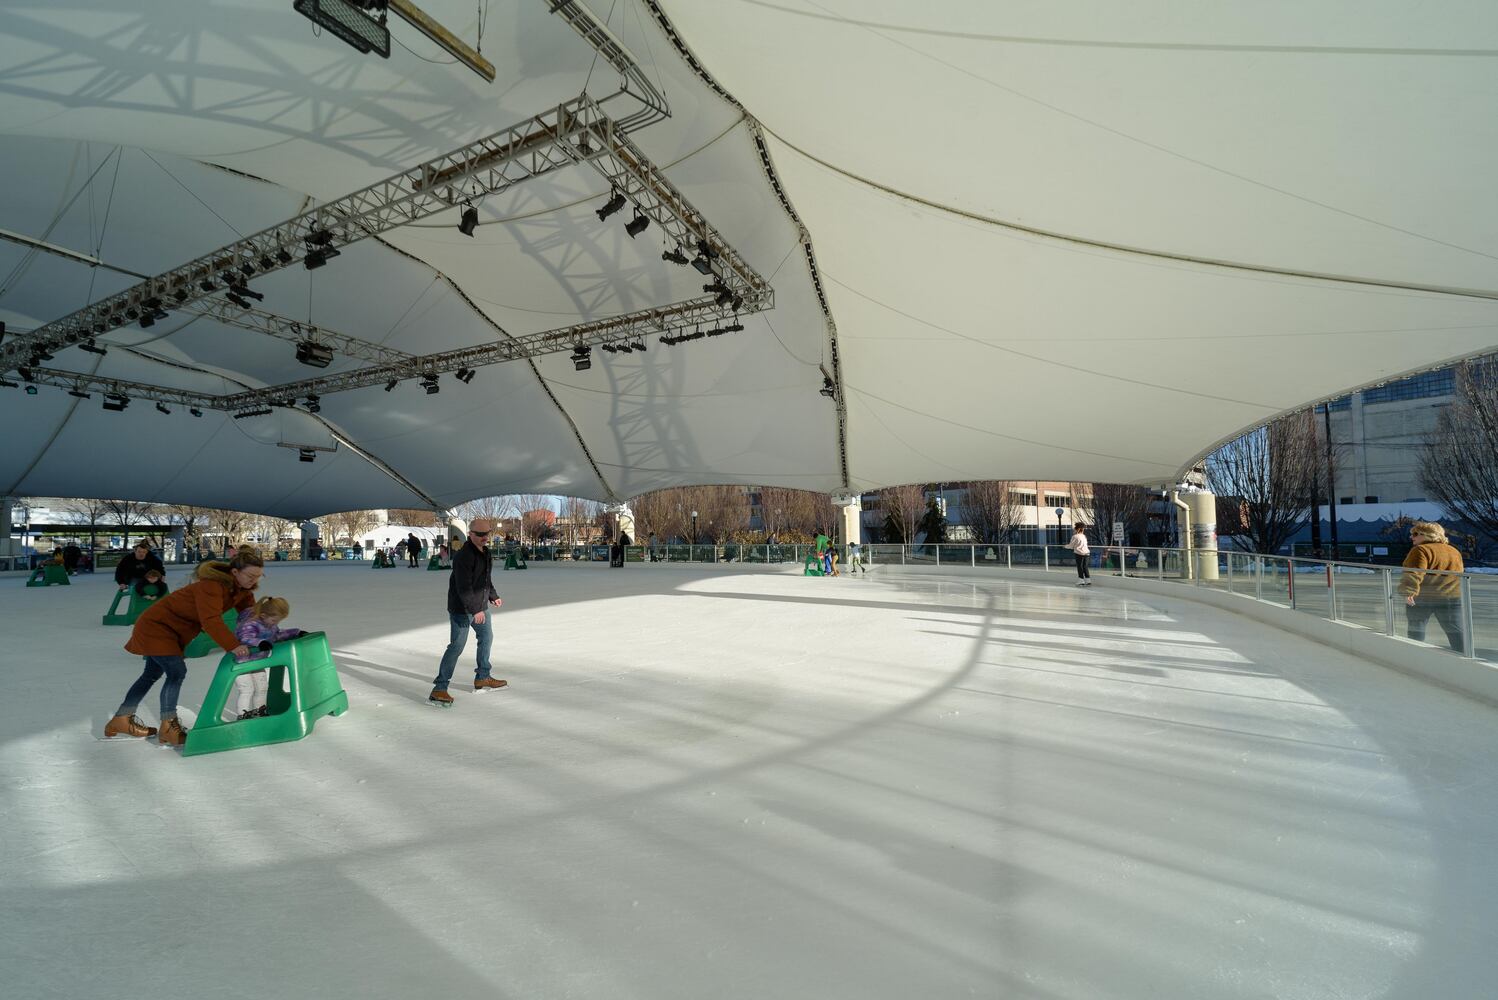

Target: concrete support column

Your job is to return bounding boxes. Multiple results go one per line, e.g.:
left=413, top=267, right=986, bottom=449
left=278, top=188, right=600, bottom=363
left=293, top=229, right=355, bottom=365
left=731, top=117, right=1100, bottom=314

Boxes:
left=840, top=496, right=862, bottom=547
left=300, top=520, right=320, bottom=560
left=0, top=496, right=14, bottom=557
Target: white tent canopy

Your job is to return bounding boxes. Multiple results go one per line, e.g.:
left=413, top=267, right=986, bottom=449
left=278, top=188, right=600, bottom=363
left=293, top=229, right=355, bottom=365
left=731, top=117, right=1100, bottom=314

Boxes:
left=1, top=1, right=1495, bottom=517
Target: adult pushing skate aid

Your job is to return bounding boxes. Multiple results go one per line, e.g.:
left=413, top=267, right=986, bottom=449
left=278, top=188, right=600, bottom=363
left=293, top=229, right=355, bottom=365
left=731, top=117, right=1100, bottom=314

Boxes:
left=182, top=610, right=239, bottom=658
left=102, top=583, right=170, bottom=626
left=182, top=630, right=349, bottom=757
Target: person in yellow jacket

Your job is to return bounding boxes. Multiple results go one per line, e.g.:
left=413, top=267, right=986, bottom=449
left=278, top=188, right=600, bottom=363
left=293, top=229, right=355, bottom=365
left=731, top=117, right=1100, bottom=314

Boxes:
left=1398, top=522, right=1465, bottom=652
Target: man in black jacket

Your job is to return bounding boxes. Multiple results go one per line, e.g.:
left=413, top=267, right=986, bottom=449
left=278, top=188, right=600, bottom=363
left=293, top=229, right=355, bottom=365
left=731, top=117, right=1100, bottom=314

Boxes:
left=114, top=541, right=165, bottom=592
left=430, top=519, right=507, bottom=706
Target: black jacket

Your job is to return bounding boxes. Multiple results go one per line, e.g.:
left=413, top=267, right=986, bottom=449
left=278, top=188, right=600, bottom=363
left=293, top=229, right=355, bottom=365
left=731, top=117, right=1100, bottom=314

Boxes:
left=447, top=540, right=499, bottom=615
left=114, top=551, right=164, bottom=587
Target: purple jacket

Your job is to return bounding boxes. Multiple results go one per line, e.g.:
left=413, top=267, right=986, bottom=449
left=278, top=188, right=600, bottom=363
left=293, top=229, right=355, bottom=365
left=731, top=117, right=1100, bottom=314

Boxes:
left=234, top=612, right=303, bottom=663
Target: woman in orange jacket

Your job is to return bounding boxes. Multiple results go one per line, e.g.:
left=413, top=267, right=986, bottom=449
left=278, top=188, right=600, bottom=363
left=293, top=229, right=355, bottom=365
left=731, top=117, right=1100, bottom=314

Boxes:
left=103, top=550, right=264, bottom=746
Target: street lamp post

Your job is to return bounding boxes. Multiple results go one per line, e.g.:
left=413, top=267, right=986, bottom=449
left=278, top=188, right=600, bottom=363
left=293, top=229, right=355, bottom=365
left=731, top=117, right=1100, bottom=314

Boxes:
left=691, top=510, right=698, bottom=545
left=1055, top=507, right=1064, bottom=545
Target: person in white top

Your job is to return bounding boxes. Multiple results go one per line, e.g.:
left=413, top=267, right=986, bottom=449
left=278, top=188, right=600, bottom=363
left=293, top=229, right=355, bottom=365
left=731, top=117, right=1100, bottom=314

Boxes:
left=1065, top=524, right=1092, bottom=585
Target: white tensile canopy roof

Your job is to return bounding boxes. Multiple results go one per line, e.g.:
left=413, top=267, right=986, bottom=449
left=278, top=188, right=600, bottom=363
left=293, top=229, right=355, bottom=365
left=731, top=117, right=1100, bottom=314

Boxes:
left=1, top=1, right=1495, bottom=518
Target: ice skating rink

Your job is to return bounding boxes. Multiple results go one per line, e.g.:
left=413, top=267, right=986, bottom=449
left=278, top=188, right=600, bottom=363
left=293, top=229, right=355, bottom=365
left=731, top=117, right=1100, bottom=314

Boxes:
left=3, top=562, right=1498, bottom=1000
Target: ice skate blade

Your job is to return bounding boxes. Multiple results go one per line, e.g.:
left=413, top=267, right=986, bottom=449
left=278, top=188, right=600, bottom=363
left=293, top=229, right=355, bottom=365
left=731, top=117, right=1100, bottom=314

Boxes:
left=427, top=699, right=454, bottom=708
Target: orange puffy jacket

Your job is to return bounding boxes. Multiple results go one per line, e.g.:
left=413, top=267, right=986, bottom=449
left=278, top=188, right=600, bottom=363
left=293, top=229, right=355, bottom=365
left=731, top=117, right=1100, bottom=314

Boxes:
left=124, top=577, right=255, bottom=657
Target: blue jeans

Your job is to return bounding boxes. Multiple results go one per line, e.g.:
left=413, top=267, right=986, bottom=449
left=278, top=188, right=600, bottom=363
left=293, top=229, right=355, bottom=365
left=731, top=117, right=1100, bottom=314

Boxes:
left=115, top=655, right=188, bottom=720
left=432, top=612, right=494, bottom=691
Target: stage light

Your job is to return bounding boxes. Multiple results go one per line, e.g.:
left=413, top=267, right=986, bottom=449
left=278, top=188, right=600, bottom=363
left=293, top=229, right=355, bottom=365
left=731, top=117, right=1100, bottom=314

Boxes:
left=715, top=288, right=733, bottom=307
left=102, top=393, right=130, bottom=412
left=662, top=246, right=690, bottom=266
left=229, top=283, right=263, bottom=302
left=601, top=344, right=617, bottom=354
left=190, top=407, right=203, bottom=417
left=226, top=292, right=251, bottom=309
left=239, top=261, right=255, bottom=277
left=625, top=211, right=649, bottom=238
left=571, top=345, right=591, bottom=371
left=124, top=307, right=139, bottom=320
left=0, top=378, right=18, bottom=389
left=455, top=368, right=476, bottom=384
left=820, top=376, right=836, bottom=399
left=259, top=254, right=276, bottom=271
left=384, top=379, right=398, bottom=392
left=299, top=448, right=316, bottom=463
left=68, top=389, right=91, bottom=399
left=596, top=189, right=626, bottom=222
left=723, top=321, right=744, bottom=333
left=304, top=394, right=321, bottom=413
left=305, top=229, right=334, bottom=246
left=730, top=294, right=744, bottom=312
left=200, top=278, right=217, bottom=292
left=17, top=366, right=34, bottom=381
left=139, top=312, right=156, bottom=329
left=171, top=288, right=189, bottom=303
left=305, top=246, right=341, bottom=269
left=78, top=340, right=108, bottom=356
left=630, top=339, right=645, bottom=351
left=156, top=402, right=171, bottom=415
left=421, top=375, right=440, bottom=395
left=92, top=322, right=107, bottom=334
left=276, top=248, right=294, bottom=264
left=458, top=204, right=479, bottom=237
left=691, top=239, right=719, bottom=275
left=25, top=385, right=38, bottom=395
left=295, top=341, right=335, bottom=368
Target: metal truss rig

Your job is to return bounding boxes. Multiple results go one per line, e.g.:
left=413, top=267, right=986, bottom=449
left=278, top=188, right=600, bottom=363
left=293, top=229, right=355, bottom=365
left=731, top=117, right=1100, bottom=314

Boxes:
left=11, top=296, right=757, bottom=414
left=0, top=94, right=770, bottom=377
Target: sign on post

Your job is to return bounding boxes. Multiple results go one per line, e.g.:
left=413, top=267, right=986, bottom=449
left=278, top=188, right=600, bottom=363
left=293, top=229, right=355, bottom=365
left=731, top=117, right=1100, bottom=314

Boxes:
left=1112, top=521, right=1125, bottom=543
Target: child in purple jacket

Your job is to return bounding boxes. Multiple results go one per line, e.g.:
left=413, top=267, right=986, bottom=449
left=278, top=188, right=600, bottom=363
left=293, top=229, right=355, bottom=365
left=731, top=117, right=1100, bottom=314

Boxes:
left=227, top=596, right=304, bottom=721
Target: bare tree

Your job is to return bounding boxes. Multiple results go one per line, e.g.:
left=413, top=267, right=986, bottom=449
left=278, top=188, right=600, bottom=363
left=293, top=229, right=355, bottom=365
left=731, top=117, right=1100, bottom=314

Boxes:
left=103, top=499, right=159, bottom=547
left=164, top=504, right=212, bottom=550
left=680, top=485, right=750, bottom=543
left=1206, top=414, right=1319, bottom=553
left=387, top=507, right=441, bottom=528
left=628, top=488, right=679, bottom=542
left=962, top=481, right=1021, bottom=543
left=876, top=484, right=926, bottom=543
left=62, top=497, right=111, bottom=553
left=316, top=509, right=380, bottom=549
left=454, top=496, right=519, bottom=525
left=1085, top=483, right=1153, bottom=545
left=205, top=508, right=254, bottom=553
left=1421, top=359, right=1498, bottom=549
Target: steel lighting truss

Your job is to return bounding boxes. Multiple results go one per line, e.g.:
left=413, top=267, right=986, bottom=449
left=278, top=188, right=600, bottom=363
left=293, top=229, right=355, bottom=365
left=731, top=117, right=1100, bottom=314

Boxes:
left=1, top=94, right=767, bottom=376
left=181, top=300, right=415, bottom=367
left=10, top=293, right=756, bottom=414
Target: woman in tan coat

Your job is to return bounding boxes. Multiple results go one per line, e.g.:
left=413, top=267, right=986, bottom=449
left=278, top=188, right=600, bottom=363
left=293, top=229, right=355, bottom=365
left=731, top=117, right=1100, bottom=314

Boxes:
left=1398, top=521, right=1465, bottom=652
left=103, top=551, right=264, bottom=746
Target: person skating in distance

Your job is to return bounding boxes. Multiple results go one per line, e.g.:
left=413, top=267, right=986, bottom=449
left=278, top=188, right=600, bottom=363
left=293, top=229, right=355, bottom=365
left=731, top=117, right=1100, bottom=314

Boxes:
left=430, top=518, right=507, bottom=707
left=1065, top=524, right=1092, bottom=586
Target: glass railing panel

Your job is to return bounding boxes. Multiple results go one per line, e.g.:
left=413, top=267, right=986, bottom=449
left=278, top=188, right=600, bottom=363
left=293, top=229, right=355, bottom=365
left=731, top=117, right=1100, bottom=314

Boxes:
left=1331, top=563, right=1387, bottom=633
left=1258, top=556, right=1291, bottom=607
left=937, top=545, right=972, bottom=565
left=1289, top=560, right=1333, bottom=619
left=1468, top=574, right=1498, bottom=660
left=972, top=544, right=1009, bottom=570
left=904, top=545, right=938, bottom=565
left=1159, top=549, right=1191, bottom=583
left=866, top=544, right=902, bottom=566
left=1010, top=544, right=1046, bottom=568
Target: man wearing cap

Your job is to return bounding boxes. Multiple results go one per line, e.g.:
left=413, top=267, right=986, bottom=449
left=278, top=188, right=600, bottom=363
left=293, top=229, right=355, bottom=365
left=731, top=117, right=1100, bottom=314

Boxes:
left=430, top=519, right=507, bottom=706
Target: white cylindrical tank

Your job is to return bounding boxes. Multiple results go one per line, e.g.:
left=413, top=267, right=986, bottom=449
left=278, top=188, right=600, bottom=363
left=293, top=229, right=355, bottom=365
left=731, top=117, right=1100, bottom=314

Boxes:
left=446, top=518, right=468, bottom=553
left=1183, top=490, right=1218, bottom=581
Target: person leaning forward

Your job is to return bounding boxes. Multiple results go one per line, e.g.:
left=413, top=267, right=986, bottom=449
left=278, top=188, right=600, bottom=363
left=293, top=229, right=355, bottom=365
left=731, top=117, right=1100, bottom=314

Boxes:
left=103, top=551, right=263, bottom=746
left=430, top=519, right=507, bottom=706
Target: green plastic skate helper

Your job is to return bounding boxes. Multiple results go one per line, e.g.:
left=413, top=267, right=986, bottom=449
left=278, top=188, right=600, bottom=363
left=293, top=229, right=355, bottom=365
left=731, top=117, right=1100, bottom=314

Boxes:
left=803, top=551, right=823, bottom=576
left=26, top=563, right=71, bottom=587
left=427, top=553, right=444, bottom=570
left=503, top=549, right=526, bottom=570
left=182, top=610, right=239, bottom=658
left=183, top=630, right=349, bottom=757
left=102, top=582, right=171, bottom=626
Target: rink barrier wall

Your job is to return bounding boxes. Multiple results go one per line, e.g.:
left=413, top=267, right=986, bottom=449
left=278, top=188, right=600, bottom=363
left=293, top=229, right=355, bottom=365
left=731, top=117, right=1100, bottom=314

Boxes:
left=877, top=562, right=1498, bottom=710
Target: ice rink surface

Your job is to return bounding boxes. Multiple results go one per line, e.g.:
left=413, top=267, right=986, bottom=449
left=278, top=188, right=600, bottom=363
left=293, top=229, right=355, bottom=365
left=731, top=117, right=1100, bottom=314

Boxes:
left=3, top=561, right=1498, bottom=999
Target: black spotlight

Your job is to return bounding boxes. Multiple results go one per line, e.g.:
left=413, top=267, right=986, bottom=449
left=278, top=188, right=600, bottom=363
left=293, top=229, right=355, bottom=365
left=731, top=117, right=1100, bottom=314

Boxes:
left=384, top=379, right=398, bottom=392
left=229, top=284, right=263, bottom=302
left=820, top=376, right=836, bottom=399
left=730, top=293, right=744, bottom=312
left=78, top=340, right=108, bottom=356
left=25, top=385, right=38, bottom=396
left=625, top=211, right=649, bottom=238
left=304, top=394, right=321, bottom=413
left=189, top=407, right=203, bottom=417
left=305, top=229, right=334, bottom=246
left=295, top=341, right=335, bottom=368
left=571, top=345, right=591, bottom=371
left=601, top=344, right=617, bottom=354
left=305, top=246, right=341, bottom=270
left=455, top=368, right=476, bottom=384
left=68, top=389, right=92, bottom=399
left=662, top=245, right=690, bottom=266
left=17, top=366, right=34, bottom=381
left=102, top=393, right=130, bottom=412
left=691, top=239, right=719, bottom=275
left=277, top=248, right=294, bottom=264
left=92, top=322, right=106, bottom=334
left=124, top=306, right=140, bottom=320
left=139, top=312, right=156, bottom=329
left=0, top=378, right=18, bottom=389
left=172, top=288, right=189, bottom=303
left=239, top=261, right=255, bottom=277
left=421, top=375, right=440, bottom=395
left=298, top=448, right=316, bottom=463
left=200, top=277, right=217, bottom=292
left=458, top=204, right=479, bottom=237
left=723, top=321, right=744, bottom=333
left=226, top=292, right=251, bottom=309
left=596, top=188, right=626, bottom=221
left=259, top=253, right=276, bottom=271
left=155, top=402, right=171, bottom=415
left=630, top=338, right=646, bottom=351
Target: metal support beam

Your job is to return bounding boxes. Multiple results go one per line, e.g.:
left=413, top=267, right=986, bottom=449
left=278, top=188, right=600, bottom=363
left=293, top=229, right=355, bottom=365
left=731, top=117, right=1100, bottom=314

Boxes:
left=181, top=300, right=415, bottom=367
left=390, top=0, right=496, bottom=82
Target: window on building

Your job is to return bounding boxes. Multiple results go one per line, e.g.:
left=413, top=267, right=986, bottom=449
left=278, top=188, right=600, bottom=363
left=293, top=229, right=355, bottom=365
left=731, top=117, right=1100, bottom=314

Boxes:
left=1339, top=496, right=1354, bottom=504
left=1319, top=396, right=1352, bottom=412
left=1013, top=492, right=1036, bottom=506
left=1043, top=494, right=1069, bottom=508
left=1364, top=495, right=1379, bottom=504
left=1361, top=369, right=1455, bottom=405
left=1013, top=526, right=1038, bottom=545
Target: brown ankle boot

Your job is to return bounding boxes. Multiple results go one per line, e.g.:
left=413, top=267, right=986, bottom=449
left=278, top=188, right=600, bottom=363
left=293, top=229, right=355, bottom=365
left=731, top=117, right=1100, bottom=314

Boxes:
left=157, top=717, right=187, bottom=747
left=474, top=677, right=508, bottom=691
left=103, top=714, right=157, bottom=739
